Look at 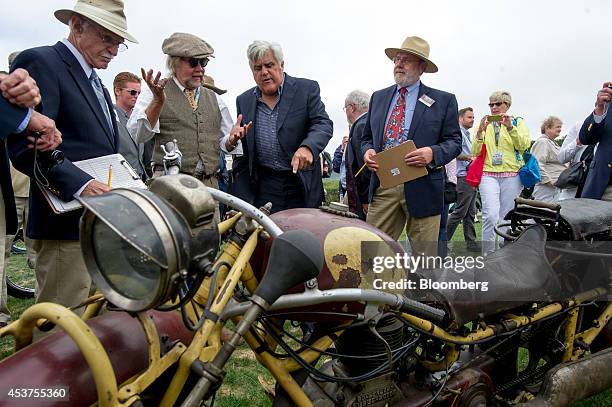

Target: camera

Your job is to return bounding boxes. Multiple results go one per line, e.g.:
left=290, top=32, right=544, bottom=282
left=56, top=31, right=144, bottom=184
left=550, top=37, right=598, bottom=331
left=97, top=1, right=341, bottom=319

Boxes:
left=37, top=149, right=64, bottom=174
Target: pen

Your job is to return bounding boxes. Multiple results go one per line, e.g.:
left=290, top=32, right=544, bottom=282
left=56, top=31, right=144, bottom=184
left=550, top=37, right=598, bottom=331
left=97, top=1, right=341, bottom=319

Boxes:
left=354, top=162, right=367, bottom=178
left=107, top=164, right=112, bottom=188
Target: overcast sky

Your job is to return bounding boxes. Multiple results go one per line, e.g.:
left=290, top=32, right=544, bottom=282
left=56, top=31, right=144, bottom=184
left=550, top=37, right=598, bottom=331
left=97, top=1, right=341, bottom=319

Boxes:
left=1, top=0, right=610, bottom=153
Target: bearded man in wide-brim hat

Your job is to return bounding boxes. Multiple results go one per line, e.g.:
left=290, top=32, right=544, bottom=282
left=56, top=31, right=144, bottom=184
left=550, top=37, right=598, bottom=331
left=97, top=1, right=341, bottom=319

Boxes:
left=8, top=0, right=137, bottom=313
left=361, top=36, right=461, bottom=257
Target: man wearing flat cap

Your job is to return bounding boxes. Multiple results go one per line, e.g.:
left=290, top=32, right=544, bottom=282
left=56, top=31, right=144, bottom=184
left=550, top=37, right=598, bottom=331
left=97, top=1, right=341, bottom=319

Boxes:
left=361, top=36, right=461, bottom=256
left=128, top=33, right=234, bottom=190
left=8, top=0, right=137, bottom=312
left=225, top=40, right=333, bottom=213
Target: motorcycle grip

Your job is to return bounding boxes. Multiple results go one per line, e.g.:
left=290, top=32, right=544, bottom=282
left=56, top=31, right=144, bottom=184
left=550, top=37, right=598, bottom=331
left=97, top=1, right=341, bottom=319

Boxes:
left=399, top=296, right=446, bottom=324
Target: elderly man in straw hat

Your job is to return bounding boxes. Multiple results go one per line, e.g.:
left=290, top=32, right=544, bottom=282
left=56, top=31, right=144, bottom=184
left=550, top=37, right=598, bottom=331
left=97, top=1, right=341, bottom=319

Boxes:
left=8, top=0, right=137, bottom=312
left=362, top=36, right=461, bottom=256
left=128, top=33, right=234, bottom=188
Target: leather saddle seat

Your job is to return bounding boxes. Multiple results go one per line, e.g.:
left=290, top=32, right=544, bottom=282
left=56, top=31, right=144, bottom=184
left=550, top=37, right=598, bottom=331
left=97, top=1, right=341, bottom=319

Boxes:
left=411, top=225, right=562, bottom=326
left=556, top=198, right=612, bottom=239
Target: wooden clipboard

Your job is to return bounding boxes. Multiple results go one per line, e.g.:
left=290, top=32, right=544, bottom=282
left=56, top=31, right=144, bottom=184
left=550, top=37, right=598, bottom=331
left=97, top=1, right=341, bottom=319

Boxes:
left=373, top=141, right=428, bottom=188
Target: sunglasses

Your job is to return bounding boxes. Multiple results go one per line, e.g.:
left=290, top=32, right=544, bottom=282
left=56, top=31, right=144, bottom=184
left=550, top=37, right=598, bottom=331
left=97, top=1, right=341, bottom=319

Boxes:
left=488, top=102, right=504, bottom=107
left=182, top=57, right=209, bottom=68
left=123, top=88, right=140, bottom=96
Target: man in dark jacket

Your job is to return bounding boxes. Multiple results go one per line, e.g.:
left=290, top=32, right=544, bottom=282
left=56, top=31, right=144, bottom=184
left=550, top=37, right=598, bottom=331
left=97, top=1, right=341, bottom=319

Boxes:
left=225, top=40, right=333, bottom=213
left=8, top=0, right=136, bottom=311
left=579, top=81, right=612, bottom=200
left=1, top=68, right=61, bottom=325
left=362, top=36, right=461, bottom=255
left=342, top=90, right=371, bottom=219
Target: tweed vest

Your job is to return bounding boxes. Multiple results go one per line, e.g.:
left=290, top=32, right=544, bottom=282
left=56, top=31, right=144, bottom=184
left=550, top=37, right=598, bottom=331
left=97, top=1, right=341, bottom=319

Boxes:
left=155, top=79, right=221, bottom=175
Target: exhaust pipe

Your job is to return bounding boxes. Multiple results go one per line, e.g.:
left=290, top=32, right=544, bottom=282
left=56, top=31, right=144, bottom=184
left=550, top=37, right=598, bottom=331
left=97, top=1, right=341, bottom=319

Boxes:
left=521, top=348, right=612, bottom=407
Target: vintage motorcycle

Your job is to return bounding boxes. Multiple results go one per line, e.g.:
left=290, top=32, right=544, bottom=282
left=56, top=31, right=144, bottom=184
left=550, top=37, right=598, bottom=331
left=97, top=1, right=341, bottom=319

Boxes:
left=0, top=174, right=610, bottom=407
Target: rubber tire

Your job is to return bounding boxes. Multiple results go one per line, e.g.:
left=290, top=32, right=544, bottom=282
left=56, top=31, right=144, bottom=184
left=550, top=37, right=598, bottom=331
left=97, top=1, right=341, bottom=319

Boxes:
left=6, top=275, right=35, bottom=299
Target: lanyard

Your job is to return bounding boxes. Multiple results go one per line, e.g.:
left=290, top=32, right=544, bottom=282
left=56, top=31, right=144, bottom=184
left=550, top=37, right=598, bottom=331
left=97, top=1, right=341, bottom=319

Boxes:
left=492, top=122, right=501, bottom=150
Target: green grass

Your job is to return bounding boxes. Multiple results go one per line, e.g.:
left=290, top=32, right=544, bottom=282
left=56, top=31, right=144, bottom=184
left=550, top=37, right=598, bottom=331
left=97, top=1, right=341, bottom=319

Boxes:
left=2, top=229, right=611, bottom=406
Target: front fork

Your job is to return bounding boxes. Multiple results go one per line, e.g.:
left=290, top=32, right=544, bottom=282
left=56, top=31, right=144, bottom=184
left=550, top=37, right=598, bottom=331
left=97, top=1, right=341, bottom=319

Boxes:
left=160, top=227, right=262, bottom=407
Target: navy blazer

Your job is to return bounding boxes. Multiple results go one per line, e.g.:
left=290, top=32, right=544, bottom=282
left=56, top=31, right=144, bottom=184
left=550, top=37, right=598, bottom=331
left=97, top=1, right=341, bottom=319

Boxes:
left=230, top=74, right=333, bottom=208
left=361, top=82, right=461, bottom=218
left=579, top=113, right=612, bottom=199
left=0, top=96, right=26, bottom=235
left=8, top=42, right=119, bottom=240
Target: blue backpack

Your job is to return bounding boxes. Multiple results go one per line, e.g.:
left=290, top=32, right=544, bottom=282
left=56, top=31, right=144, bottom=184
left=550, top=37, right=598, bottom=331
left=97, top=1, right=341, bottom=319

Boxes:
left=512, top=117, right=541, bottom=188
left=518, top=151, right=541, bottom=188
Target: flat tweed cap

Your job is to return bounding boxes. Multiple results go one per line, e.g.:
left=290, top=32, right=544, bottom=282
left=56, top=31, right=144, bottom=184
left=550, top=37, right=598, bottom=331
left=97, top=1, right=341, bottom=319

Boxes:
left=162, top=32, right=214, bottom=58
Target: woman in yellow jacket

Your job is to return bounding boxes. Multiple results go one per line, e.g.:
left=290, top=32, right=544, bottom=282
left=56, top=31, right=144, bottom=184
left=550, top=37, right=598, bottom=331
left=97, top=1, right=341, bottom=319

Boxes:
left=472, top=90, right=531, bottom=255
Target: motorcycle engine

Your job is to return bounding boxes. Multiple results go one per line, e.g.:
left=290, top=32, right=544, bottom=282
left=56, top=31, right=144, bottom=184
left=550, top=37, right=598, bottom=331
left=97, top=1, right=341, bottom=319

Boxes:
left=302, top=316, right=418, bottom=407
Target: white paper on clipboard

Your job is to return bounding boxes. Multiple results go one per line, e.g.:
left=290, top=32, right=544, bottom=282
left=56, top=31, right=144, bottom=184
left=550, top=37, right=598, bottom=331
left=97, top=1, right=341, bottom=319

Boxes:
left=38, top=153, right=147, bottom=214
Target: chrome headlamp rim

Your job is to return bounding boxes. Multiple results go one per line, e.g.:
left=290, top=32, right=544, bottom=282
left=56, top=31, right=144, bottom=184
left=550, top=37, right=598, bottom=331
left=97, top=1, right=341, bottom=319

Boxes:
left=80, top=188, right=182, bottom=312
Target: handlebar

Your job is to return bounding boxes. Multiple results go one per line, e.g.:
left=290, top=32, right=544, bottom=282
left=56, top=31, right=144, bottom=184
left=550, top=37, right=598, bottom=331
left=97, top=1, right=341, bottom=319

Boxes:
left=205, top=187, right=283, bottom=238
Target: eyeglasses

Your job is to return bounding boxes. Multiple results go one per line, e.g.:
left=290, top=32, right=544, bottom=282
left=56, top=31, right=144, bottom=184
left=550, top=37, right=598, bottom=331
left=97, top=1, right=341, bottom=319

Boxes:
left=122, top=88, right=140, bottom=96
left=182, top=57, right=209, bottom=68
left=82, top=17, right=128, bottom=52
left=393, top=55, right=420, bottom=65
left=343, top=104, right=353, bottom=112
left=96, top=29, right=127, bottom=52
left=488, top=102, right=504, bottom=107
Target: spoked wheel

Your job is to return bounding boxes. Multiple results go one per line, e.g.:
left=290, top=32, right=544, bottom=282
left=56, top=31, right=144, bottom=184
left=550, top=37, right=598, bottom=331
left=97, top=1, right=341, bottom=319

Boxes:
left=6, top=273, right=36, bottom=298
left=5, top=238, right=35, bottom=299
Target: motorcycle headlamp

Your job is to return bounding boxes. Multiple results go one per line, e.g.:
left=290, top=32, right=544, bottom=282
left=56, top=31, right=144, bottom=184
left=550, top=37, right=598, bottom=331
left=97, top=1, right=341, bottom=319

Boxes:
left=80, top=175, right=219, bottom=312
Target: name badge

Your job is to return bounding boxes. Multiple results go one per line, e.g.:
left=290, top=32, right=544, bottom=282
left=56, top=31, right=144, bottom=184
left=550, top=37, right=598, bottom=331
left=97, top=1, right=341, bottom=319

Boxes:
left=492, top=151, right=503, bottom=166
left=419, top=94, right=435, bottom=107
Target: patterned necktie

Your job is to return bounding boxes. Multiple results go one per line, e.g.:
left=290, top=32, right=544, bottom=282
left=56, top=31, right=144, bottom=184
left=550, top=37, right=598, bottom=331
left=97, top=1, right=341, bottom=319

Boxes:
left=89, top=71, right=114, bottom=133
left=184, top=89, right=197, bottom=111
left=382, top=87, right=407, bottom=150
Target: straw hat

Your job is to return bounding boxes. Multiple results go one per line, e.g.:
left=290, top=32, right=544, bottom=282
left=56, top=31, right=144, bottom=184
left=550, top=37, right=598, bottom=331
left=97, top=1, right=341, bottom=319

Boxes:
left=203, top=75, right=226, bottom=95
left=385, top=36, right=437, bottom=73
left=55, top=0, right=138, bottom=43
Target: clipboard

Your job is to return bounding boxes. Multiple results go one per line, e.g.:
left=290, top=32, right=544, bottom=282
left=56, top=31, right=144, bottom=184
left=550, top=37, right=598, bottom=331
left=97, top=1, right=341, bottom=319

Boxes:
left=373, top=140, right=428, bottom=188
left=38, top=153, right=147, bottom=214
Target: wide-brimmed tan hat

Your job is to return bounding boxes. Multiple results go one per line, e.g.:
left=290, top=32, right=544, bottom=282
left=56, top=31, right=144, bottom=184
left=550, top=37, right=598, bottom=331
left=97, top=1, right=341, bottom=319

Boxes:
left=55, top=0, right=138, bottom=43
left=162, top=32, right=214, bottom=59
left=385, top=36, right=437, bottom=73
left=203, top=75, right=226, bottom=95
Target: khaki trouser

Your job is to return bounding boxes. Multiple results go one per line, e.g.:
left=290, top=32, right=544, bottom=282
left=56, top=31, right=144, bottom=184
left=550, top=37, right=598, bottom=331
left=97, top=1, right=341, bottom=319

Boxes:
left=31, top=239, right=91, bottom=314
left=366, top=184, right=441, bottom=257
left=603, top=185, right=612, bottom=201
left=0, top=188, right=10, bottom=323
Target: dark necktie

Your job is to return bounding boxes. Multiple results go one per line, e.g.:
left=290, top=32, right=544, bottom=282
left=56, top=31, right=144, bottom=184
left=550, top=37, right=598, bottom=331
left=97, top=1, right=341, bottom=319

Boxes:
left=89, top=71, right=113, bottom=134
left=382, top=87, right=407, bottom=150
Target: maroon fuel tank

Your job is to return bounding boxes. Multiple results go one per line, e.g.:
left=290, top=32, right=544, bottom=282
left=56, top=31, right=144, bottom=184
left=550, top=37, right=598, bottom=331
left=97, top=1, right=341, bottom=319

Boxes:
left=250, top=208, right=404, bottom=321
left=0, top=310, right=193, bottom=406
